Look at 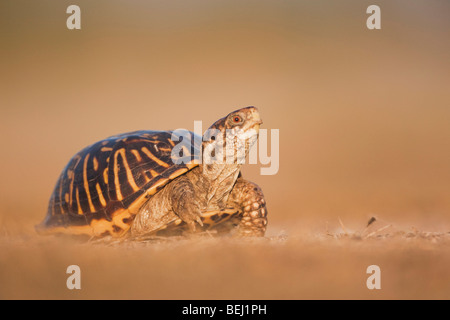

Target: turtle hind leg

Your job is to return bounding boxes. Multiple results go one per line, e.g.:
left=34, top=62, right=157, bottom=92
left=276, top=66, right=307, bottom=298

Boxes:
left=228, top=177, right=268, bottom=237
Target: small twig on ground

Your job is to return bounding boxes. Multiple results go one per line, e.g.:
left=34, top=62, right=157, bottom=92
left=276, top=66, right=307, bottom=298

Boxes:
left=365, top=224, right=392, bottom=238
left=338, top=217, right=348, bottom=236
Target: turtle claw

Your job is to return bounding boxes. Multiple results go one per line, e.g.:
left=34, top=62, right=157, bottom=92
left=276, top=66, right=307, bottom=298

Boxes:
left=176, top=207, right=204, bottom=233
left=186, top=214, right=204, bottom=233
left=196, top=216, right=204, bottom=227
left=186, top=216, right=203, bottom=233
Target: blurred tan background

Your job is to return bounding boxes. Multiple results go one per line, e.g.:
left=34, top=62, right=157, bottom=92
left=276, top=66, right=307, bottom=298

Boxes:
left=1, top=0, right=450, bottom=299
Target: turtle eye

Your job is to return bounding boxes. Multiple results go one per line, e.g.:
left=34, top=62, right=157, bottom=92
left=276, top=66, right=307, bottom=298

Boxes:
left=232, top=115, right=243, bottom=124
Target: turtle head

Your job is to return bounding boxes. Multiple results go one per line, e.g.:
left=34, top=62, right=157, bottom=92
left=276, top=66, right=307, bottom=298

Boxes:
left=202, top=106, right=262, bottom=165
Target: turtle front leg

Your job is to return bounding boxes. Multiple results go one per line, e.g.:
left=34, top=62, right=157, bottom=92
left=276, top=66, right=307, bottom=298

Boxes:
left=228, top=177, right=268, bottom=237
left=130, top=176, right=203, bottom=237
left=168, top=176, right=205, bottom=232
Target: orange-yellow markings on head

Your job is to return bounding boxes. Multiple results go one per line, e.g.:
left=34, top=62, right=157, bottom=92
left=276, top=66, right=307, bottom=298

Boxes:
left=167, top=139, right=175, bottom=147
left=141, top=147, right=170, bottom=168
left=101, top=147, right=113, bottom=152
left=96, top=183, right=107, bottom=207
left=83, top=153, right=96, bottom=213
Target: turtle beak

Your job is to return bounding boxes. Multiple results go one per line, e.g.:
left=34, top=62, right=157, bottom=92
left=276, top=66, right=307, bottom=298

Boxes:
left=247, top=107, right=263, bottom=125
left=254, top=116, right=263, bottom=126
left=251, top=109, right=263, bottom=131
left=251, top=121, right=262, bottom=135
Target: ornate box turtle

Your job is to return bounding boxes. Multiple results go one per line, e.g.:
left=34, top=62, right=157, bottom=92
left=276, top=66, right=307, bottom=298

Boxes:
left=36, top=107, right=268, bottom=239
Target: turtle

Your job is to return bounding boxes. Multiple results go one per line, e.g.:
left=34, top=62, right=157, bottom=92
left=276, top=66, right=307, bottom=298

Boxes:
left=36, top=106, right=268, bottom=239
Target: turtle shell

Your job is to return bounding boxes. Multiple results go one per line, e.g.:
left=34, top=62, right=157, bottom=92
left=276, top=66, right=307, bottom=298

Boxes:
left=37, top=130, right=200, bottom=237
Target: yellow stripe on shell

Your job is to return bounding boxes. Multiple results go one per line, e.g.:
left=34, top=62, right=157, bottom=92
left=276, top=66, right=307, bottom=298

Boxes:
left=68, top=170, right=74, bottom=206
left=149, top=169, right=159, bottom=177
left=118, top=148, right=140, bottom=192
left=75, top=187, right=83, bottom=215
left=93, top=156, right=99, bottom=171
left=113, top=148, right=140, bottom=201
left=168, top=168, right=188, bottom=180
left=113, top=150, right=123, bottom=201
left=141, top=147, right=170, bottom=168
left=130, top=149, right=142, bottom=162
left=96, top=183, right=107, bottom=207
left=103, top=168, right=108, bottom=184
left=83, top=153, right=96, bottom=213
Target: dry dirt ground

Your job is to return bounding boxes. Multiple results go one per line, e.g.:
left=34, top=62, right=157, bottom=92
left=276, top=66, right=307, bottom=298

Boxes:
left=1, top=216, right=449, bottom=300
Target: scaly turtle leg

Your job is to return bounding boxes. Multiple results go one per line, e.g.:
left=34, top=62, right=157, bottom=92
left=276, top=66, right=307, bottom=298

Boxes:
left=130, top=175, right=204, bottom=237
left=227, top=177, right=268, bottom=237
